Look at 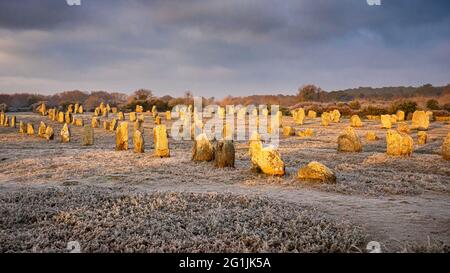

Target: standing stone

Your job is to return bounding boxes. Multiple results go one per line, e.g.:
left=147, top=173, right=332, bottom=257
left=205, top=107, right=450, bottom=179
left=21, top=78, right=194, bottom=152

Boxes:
left=250, top=140, right=285, bottom=176
left=0, top=112, right=4, bottom=125
left=337, top=127, right=362, bottom=152
left=417, top=131, right=427, bottom=145
left=74, top=103, right=79, bottom=114
left=307, top=110, right=317, bottom=119
left=103, top=120, right=110, bottom=130
left=65, top=111, right=72, bottom=124
left=134, top=119, right=144, bottom=133
left=129, top=112, right=137, bottom=122
left=82, top=125, right=94, bottom=146
left=133, top=130, right=144, bottom=153
left=442, top=133, right=450, bottom=160
left=44, top=126, right=54, bottom=141
left=138, top=113, right=145, bottom=122
left=94, top=107, right=100, bottom=116
left=60, top=123, right=71, bottom=143
left=386, top=130, right=413, bottom=156
left=411, top=111, right=429, bottom=130
left=397, top=122, right=410, bottom=134
left=282, top=126, right=295, bottom=137
left=155, top=116, right=161, bottom=125
left=297, top=128, right=314, bottom=138
left=10, top=116, right=16, bottom=128
left=192, top=133, right=214, bottom=161
left=118, top=112, right=124, bottom=121
left=397, top=110, right=405, bottom=121
left=321, top=112, right=331, bottom=126
left=67, top=104, right=73, bottom=113
left=366, top=131, right=378, bottom=141
left=136, top=105, right=143, bottom=113
left=293, top=108, right=305, bottom=125
left=214, top=140, right=235, bottom=168
left=19, top=121, right=27, bottom=133
left=109, top=118, right=118, bottom=131
left=38, top=121, right=46, bottom=137
left=75, top=118, right=84, bottom=127
left=166, top=111, right=171, bottom=121
left=58, top=112, right=65, bottom=123
left=330, top=110, right=341, bottom=123
left=91, top=117, right=99, bottom=128
left=3, top=116, right=9, bottom=127
left=27, top=123, right=35, bottom=135
left=78, top=105, right=83, bottom=114
left=153, top=125, right=170, bottom=157
left=350, top=115, right=363, bottom=127
left=381, top=115, right=392, bottom=129
left=111, top=107, right=117, bottom=114
left=115, top=122, right=129, bottom=151
left=297, top=161, right=336, bottom=184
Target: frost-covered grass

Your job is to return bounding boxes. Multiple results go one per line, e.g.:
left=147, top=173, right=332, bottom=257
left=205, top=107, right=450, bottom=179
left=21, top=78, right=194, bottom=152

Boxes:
left=0, top=186, right=366, bottom=253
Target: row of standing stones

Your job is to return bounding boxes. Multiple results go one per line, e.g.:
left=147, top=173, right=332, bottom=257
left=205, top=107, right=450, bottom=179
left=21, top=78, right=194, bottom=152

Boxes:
left=1, top=104, right=449, bottom=184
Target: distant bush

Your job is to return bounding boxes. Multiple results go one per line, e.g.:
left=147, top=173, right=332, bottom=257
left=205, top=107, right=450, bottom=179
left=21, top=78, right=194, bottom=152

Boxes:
left=349, top=100, right=361, bottom=110
left=361, top=106, right=388, bottom=116
left=426, top=99, right=440, bottom=110
left=390, top=100, right=417, bottom=115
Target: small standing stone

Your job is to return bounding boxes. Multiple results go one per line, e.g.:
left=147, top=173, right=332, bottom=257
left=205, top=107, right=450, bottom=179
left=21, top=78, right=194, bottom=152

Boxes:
left=442, top=133, right=450, bottom=160
left=82, top=125, right=94, bottom=146
left=38, top=121, right=46, bottom=137
left=153, top=125, right=170, bottom=157
left=44, top=126, right=54, bottom=141
left=27, top=123, right=35, bottom=135
left=192, top=133, right=214, bottom=161
left=19, top=121, right=27, bottom=133
left=133, top=130, right=145, bottom=153
left=417, top=131, right=427, bottom=145
left=386, top=130, right=413, bottom=156
left=60, top=123, right=71, bottom=143
left=337, top=127, right=362, bottom=152
left=297, top=161, right=336, bottom=184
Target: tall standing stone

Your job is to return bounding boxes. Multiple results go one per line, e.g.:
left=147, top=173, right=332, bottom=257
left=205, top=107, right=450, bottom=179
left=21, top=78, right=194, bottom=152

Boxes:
left=417, top=131, right=427, bottom=145
left=115, top=122, right=129, bottom=151
left=411, top=111, right=429, bottom=130
left=118, top=112, right=124, bottom=121
left=38, top=121, right=46, bottom=137
left=381, top=115, right=392, bottom=129
left=442, top=133, right=450, bottom=160
left=109, top=118, right=118, bottom=131
left=58, top=111, right=65, bottom=123
left=129, top=112, right=137, bottom=122
left=166, top=111, right=171, bottom=121
left=27, top=123, right=35, bottom=135
left=350, top=115, right=363, bottom=127
left=60, top=123, right=71, bottom=143
left=154, top=125, right=170, bottom=157
left=91, top=117, right=99, bottom=128
left=82, top=125, right=94, bottom=146
left=397, top=110, right=405, bottom=121
left=331, top=110, right=341, bottom=123
left=44, top=126, right=54, bottom=141
left=10, top=116, right=16, bottom=128
left=321, top=112, right=331, bottom=126
left=19, top=121, right=26, bottom=133
left=214, top=140, right=235, bottom=168
left=134, top=119, right=144, bottom=133
left=133, top=130, right=144, bottom=153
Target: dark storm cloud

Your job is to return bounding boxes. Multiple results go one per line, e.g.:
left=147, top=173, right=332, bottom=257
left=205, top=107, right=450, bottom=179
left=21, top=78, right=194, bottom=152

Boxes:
left=0, top=0, right=449, bottom=95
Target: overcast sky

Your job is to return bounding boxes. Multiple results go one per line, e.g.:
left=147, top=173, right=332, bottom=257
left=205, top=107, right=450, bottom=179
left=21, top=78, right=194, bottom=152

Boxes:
left=0, top=0, right=449, bottom=97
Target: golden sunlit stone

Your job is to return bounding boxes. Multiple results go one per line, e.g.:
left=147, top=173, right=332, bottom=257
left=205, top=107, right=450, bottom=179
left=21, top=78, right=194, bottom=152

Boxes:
left=297, top=128, right=314, bottom=138
left=397, top=122, right=410, bottom=134
left=27, top=123, right=34, bottom=135
left=330, top=109, right=341, bottom=123
left=411, top=110, right=429, bottom=130
left=337, top=127, right=362, bottom=152
left=115, top=122, right=129, bottom=151
left=133, top=130, right=144, bottom=153
left=282, top=126, right=295, bottom=137
left=38, top=121, right=46, bottom=137
left=44, top=125, right=54, bottom=141
left=396, top=110, right=405, bottom=121
left=321, top=112, right=331, bottom=126
left=214, top=140, right=235, bottom=168
left=366, top=131, right=378, bottom=141
left=129, top=112, right=137, bottom=122
left=154, top=125, right=170, bottom=158
left=118, top=111, right=125, bottom=121
left=60, top=123, right=70, bottom=143
left=19, top=121, right=26, bottom=133
left=350, top=115, right=363, bottom=127
left=442, top=133, right=450, bottom=160
left=91, top=117, right=99, bottom=128
left=386, top=130, right=413, bottom=156
left=297, top=161, right=336, bottom=184
left=417, top=131, right=427, bottom=145
left=381, top=114, right=392, bottom=129
left=82, top=125, right=94, bottom=146
left=307, top=110, right=317, bottom=118
left=166, top=111, right=171, bottom=120
left=192, top=133, right=214, bottom=161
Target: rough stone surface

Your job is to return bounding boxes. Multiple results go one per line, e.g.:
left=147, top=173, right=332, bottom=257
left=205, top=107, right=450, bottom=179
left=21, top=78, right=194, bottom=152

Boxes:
left=82, top=125, right=94, bottom=146
left=386, top=130, right=413, bottom=156
left=214, top=140, right=235, bottom=168
left=397, top=110, right=405, bottom=121
left=27, top=123, right=34, bottom=135
left=283, top=126, right=295, bottom=137
left=381, top=115, right=392, bottom=129
left=133, top=130, right=145, bottom=153
left=129, top=112, right=137, bottom=122
left=44, top=126, right=54, bottom=141
left=417, top=131, right=427, bottom=145
left=38, top=122, right=46, bottom=138
left=321, top=112, right=331, bottom=126
left=337, top=127, right=362, bottom=152
left=307, top=110, right=317, bottom=119
left=60, top=123, right=70, bottom=143
left=443, top=133, right=450, bottom=160
left=19, top=121, right=26, bottom=133
left=154, top=125, right=170, bottom=157
left=250, top=143, right=285, bottom=176
left=366, top=131, right=378, bottom=141
left=115, top=122, right=129, bottom=151
left=350, top=115, right=363, bottom=127
left=397, top=122, right=410, bottom=134
left=192, top=133, right=214, bottom=161
left=298, top=161, right=336, bottom=184
left=297, top=128, right=314, bottom=138
left=411, top=111, right=430, bottom=130
left=331, top=110, right=341, bottom=123
left=91, top=117, right=99, bottom=128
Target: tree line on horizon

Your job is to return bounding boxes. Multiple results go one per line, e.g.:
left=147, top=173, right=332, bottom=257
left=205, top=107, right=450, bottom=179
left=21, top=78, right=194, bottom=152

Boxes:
left=0, top=84, right=449, bottom=113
